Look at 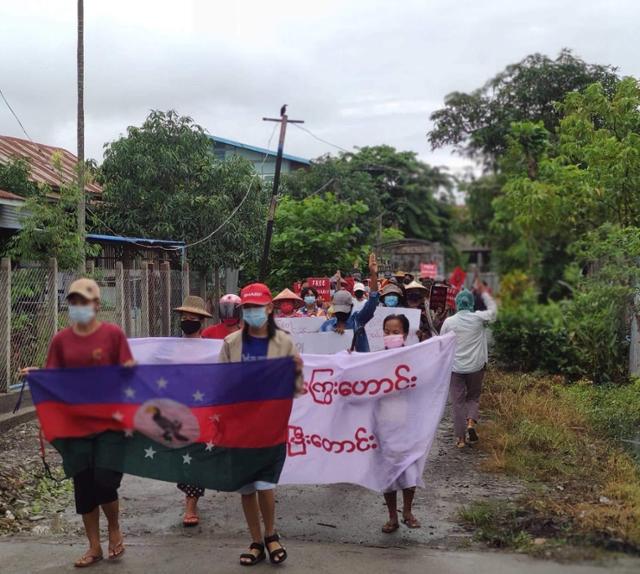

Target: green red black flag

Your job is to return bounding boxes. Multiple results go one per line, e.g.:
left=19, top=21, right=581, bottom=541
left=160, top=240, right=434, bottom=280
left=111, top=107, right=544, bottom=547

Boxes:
left=27, top=358, right=296, bottom=491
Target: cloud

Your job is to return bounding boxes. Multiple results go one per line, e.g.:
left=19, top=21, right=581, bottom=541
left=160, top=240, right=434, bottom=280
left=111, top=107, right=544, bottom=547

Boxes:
left=0, top=0, right=638, bottom=173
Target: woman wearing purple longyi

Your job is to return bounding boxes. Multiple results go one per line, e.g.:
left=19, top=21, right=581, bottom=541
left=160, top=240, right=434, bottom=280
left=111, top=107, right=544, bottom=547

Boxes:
left=219, top=282, right=303, bottom=567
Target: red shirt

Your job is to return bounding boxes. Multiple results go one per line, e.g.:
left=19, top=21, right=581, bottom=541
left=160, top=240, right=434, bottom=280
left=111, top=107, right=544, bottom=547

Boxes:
left=201, top=322, right=235, bottom=340
left=45, top=322, right=133, bottom=369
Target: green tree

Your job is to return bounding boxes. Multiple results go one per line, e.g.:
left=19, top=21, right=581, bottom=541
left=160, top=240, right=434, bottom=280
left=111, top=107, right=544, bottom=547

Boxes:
left=564, top=224, right=640, bottom=383
left=0, top=158, right=39, bottom=198
left=429, top=50, right=619, bottom=167
left=492, top=78, right=640, bottom=296
left=98, top=110, right=268, bottom=273
left=9, top=182, right=95, bottom=270
left=0, top=156, right=91, bottom=268
left=266, top=194, right=369, bottom=289
left=283, top=145, right=455, bottom=247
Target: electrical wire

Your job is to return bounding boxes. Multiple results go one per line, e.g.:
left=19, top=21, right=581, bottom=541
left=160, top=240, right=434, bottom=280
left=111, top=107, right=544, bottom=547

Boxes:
left=178, top=121, right=279, bottom=250
left=0, top=83, right=281, bottom=254
left=90, top=121, right=279, bottom=253
left=0, top=86, right=33, bottom=142
left=292, top=123, right=351, bottom=153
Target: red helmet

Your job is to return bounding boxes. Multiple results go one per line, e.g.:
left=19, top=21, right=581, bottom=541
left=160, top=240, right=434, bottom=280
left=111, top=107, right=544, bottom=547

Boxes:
left=219, top=294, right=242, bottom=324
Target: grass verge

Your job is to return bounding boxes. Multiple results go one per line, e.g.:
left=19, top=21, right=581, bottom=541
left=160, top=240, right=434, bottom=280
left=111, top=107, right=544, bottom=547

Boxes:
left=459, top=370, right=640, bottom=555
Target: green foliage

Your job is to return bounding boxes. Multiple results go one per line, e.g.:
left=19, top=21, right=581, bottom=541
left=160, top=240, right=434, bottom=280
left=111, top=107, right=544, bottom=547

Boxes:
left=458, top=174, right=502, bottom=243
left=429, top=49, right=619, bottom=166
left=267, top=194, right=369, bottom=289
left=492, top=223, right=639, bottom=383
left=562, top=224, right=640, bottom=384
left=98, top=110, right=268, bottom=273
left=4, top=158, right=96, bottom=270
left=496, top=270, right=538, bottom=309
left=0, top=158, right=39, bottom=198
left=491, top=78, right=640, bottom=296
left=563, top=379, right=640, bottom=452
left=492, top=304, right=579, bottom=376
left=282, top=145, right=455, bottom=247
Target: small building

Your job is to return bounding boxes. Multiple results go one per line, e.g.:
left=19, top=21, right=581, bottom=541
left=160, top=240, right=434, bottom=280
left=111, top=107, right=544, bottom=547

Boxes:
left=210, top=135, right=310, bottom=179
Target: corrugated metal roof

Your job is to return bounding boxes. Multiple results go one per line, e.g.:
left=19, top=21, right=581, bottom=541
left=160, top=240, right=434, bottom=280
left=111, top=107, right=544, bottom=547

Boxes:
left=210, top=135, right=311, bottom=165
left=0, top=135, right=102, bottom=195
left=0, top=189, right=25, bottom=202
left=86, top=233, right=185, bottom=247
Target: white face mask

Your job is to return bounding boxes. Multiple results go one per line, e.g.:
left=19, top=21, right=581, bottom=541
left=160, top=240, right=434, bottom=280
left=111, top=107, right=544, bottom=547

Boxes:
left=383, top=334, right=405, bottom=349
left=68, top=304, right=96, bottom=325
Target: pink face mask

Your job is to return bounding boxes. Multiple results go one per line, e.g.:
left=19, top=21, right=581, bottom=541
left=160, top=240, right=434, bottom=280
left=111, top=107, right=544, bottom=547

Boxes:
left=384, top=334, right=405, bottom=349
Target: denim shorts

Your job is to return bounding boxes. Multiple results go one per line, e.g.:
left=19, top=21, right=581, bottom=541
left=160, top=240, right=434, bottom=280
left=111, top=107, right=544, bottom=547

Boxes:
left=237, top=481, right=276, bottom=495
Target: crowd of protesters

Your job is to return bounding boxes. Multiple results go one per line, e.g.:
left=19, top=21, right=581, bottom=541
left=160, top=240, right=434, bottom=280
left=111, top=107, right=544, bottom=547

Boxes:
left=23, top=255, right=497, bottom=567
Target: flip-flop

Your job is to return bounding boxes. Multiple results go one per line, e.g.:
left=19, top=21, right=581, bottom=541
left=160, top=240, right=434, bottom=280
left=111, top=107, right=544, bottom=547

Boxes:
left=74, top=553, right=103, bottom=568
left=402, top=515, right=421, bottom=529
left=183, top=513, right=200, bottom=527
left=382, top=520, right=400, bottom=533
left=108, top=540, right=125, bottom=560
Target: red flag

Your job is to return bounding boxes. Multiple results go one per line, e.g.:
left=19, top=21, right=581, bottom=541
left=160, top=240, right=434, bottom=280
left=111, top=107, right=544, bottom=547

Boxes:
left=449, top=267, right=466, bottom=290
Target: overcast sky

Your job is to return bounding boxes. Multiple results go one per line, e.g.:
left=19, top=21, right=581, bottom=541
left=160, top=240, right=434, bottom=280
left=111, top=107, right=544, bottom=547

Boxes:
left=1, top=0, right=638, bottom=176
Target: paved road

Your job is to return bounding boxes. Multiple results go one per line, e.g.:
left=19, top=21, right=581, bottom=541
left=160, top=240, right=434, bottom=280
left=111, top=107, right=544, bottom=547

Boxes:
left=2, top=537, right=639, bottom=574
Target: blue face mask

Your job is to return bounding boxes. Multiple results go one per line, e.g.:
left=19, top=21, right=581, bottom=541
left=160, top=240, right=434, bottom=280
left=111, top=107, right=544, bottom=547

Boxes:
left=304, top=296, right=316, bottom=306
left=69, top=304, right=96, bottom=325
left=243, top=307, right=268, bottom=328
left=384, top=295, right=399, bottom=308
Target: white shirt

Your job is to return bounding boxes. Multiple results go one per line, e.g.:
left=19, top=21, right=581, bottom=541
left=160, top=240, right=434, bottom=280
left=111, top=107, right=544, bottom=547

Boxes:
left=352, top=297, right=367, bottom=313
left=440, top=292, right=497, bottom=374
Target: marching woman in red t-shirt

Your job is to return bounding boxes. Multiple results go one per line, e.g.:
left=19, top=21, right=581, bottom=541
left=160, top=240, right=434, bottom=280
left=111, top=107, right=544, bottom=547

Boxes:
left=43, top=278, right=134, bottom=567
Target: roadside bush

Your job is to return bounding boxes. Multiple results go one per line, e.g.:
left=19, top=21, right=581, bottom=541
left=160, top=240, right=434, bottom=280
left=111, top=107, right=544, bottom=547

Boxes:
left=491, top=304, right=579, bottom=376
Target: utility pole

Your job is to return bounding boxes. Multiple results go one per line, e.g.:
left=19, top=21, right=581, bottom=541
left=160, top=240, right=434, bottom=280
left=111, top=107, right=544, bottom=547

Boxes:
left=77, top=0, right=86, bottom=273
left=259, top=105, right=304, bottom=281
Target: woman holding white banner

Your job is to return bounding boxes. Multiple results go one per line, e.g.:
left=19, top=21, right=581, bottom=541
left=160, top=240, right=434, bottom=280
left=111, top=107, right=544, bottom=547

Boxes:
left=320, top=253, right=379, bottom=352
left=219, top=283, right=303, bottom=566
left=377, top=314, right=422, bottom=532
left=440, top=283, right=497, bottom=449
left=173, top=296, right=213, bottom=527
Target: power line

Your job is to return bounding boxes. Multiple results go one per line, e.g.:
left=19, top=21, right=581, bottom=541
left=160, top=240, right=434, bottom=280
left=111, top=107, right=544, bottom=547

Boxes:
left=0, top=86, right=33, bottom=142
left=0, top=88, right=281, bottom=254
left=91, top=121, right=280, bottom=253
left=181, top=121, right=279, bottom=250
left=292, top=123, right=351, bottom=153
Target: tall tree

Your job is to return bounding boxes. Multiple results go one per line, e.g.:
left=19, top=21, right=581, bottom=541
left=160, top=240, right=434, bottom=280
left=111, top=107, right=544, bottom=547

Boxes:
left=428, top=49, right=619, bottom=168
left=266, top=194, right=369, bottom=289
left=283, top=145, right=455, bottom=247
left=98, top=110, right=268, bottom=273
left=493, top=78, right=640, bottom=295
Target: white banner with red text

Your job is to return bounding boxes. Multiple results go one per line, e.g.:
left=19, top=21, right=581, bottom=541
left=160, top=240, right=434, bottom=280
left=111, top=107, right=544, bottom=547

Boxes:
left=129, top=334, right=456, bottom=492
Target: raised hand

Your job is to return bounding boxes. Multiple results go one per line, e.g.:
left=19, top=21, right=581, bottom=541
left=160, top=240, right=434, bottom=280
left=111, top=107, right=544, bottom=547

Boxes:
left=368, top=252, right=378, bottom=274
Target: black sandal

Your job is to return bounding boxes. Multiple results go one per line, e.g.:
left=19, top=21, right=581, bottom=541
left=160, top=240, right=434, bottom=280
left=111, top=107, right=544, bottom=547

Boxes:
left=240, top=542, right=266, bottom=566
left=264, top=533, right=287, bottom=565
